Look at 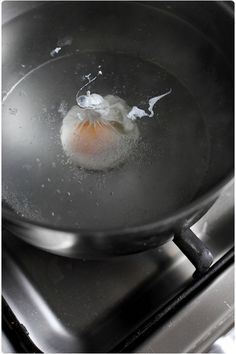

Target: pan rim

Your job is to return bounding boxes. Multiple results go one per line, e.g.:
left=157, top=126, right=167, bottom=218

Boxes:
left=2, top=1, right=234, bottom=239
left=2, top=173, right=234, bottom=238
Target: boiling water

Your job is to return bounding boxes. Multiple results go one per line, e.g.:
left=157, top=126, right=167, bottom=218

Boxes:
left=2, top=52, right=209, bottom=229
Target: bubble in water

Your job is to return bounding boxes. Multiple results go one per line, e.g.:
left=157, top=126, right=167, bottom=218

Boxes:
left=36, top=158, right=42, bottom=168
left=3, top=186, right=45, bottom=223
left=58, top=101, right=68, bottom=116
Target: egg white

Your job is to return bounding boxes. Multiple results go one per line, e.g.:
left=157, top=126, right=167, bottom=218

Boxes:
left=60, top=94, right=139, bottom=170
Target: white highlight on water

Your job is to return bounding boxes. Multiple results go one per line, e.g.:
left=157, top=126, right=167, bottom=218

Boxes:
left=127, top=107, right=147, bottom=119
left=50, top=47, right=62, bottom=57
left=127, top=89, right=172, bottom=120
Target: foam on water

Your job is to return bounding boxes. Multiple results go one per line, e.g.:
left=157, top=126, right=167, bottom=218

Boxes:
left=127, top=89, right=172, bottom=120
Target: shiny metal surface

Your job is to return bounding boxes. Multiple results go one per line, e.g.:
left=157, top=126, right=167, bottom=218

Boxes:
left=1, top=332, right=16, bottom=354
left=208, top=327, right=235, bottom=353
left=2, top=0, right=234, bottom=257
left=1, top=2, right=235, bottom=352
left=136, top=264, right=234, bottom=353
left=2, top=183, right=234, bottom=352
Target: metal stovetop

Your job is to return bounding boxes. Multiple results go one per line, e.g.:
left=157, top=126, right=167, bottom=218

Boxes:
left=2, top=183, right=234, bottom=353
left=2, top=2, right=234, bottom=353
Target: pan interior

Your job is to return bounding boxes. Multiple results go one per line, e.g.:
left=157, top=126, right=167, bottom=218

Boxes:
left=2, top=2, right=233, bottom=230
left=3, top=52, right=209, bottom=229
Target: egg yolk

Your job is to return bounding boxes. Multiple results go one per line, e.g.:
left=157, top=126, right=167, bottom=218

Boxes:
left=71, top=120, right=116, bottom=154
left=60, top=94, right=139, bottom=170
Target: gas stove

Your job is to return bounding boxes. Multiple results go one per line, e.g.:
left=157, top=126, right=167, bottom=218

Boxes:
left=2, top=183, right=234, bottom=353
left=2, top=1, right=234, bottom=353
